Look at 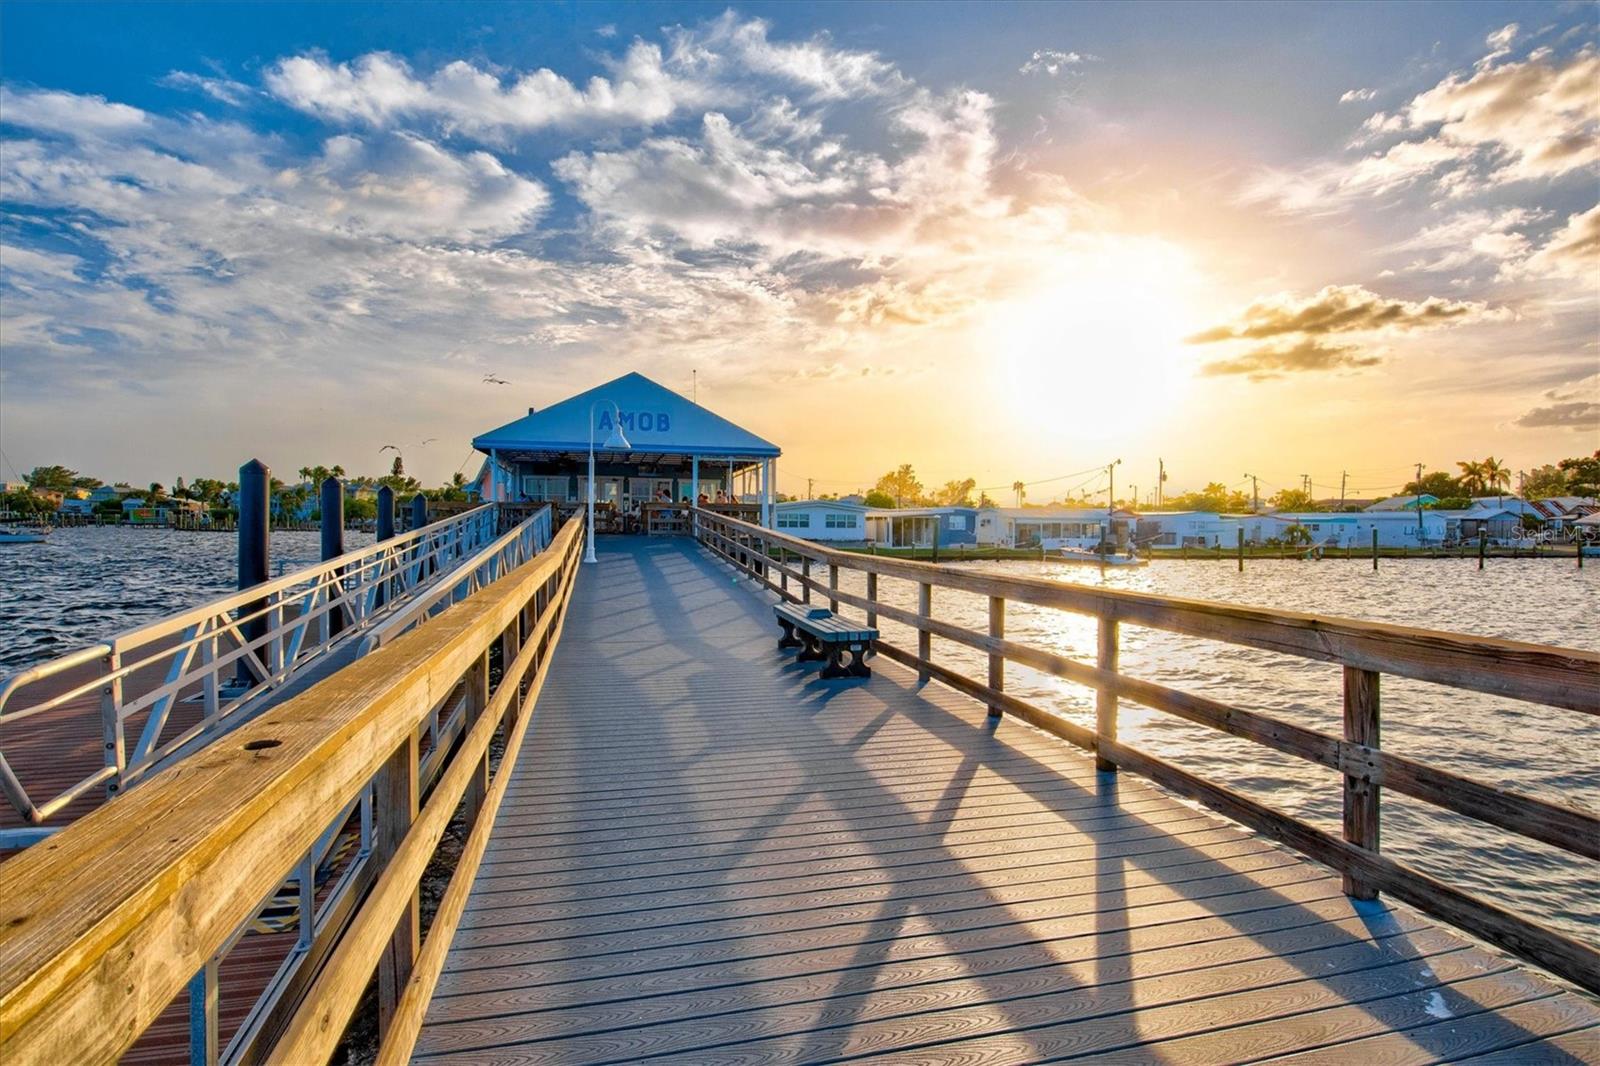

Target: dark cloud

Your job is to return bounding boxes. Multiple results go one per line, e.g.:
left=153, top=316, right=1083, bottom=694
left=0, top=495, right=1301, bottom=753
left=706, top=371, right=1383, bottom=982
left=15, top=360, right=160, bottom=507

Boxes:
left=1188, top=284, right=1493, bottom=343
left=1514, top=401, right=1600, bottom=430
left=1200, top=338, right=1382, bottom=381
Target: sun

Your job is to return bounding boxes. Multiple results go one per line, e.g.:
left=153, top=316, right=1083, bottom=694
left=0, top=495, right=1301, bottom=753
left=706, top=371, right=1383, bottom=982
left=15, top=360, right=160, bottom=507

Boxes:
left=976, top=239, right=1201, bottom=445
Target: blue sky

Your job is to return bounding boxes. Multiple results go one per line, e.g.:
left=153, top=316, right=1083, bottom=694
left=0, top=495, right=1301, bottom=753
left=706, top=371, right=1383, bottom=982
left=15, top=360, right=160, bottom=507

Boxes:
left=1, top=1, right=1595, bottom=498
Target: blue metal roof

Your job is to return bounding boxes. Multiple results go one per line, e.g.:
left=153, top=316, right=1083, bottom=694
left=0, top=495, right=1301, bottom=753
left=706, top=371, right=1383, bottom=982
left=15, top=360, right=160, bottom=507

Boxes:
left=473, top=372, right=781, bottom=459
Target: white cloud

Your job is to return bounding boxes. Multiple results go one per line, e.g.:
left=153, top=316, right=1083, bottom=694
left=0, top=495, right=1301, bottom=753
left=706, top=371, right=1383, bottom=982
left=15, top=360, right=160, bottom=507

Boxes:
left=161, top=70, right=254, bottom=106
left=265, top=42, right=711, bottom=134
left=1021, top=50, right=1095, bottom=77
left=1340, top=88, right=1377, bottom=103
left=1244, top=38, right=1599, bottom=212
left=1509, top=203, right=1600, bottom=281
left=683, top=12, right=905, bottom=100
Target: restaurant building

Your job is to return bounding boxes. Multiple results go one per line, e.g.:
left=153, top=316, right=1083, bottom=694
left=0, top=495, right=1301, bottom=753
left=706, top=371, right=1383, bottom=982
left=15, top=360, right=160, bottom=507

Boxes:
left=472, top=372, right=781, bottom=525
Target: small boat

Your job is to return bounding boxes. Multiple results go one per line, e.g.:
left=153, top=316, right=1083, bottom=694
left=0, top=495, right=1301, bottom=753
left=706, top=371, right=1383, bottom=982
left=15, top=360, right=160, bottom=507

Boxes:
left=0, top=525, right=49, bottom=544
left=1059, top=546, right=1146, bottom=568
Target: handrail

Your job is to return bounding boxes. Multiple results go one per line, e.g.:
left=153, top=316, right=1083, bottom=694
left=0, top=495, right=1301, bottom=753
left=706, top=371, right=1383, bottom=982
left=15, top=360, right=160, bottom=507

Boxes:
left=0, top=514, right=585, bottom=1065
left=0, top=503, right=531, bottom=838
left=691, top=508, right=1600, bottom=994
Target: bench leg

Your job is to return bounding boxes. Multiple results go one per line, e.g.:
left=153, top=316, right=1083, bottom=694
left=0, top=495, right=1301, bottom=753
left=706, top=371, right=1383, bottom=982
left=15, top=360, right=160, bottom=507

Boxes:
left=847, top=645, right=871, bottom=678
left=777, top=620, right=802, bottom=651
left=796, top=633, right=828, bottom=662
left=820, top=646, right=849, bottom=680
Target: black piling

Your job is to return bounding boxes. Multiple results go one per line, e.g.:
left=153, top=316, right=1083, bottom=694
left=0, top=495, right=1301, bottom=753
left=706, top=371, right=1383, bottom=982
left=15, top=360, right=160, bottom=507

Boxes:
left=236, top=459, right=270, bottom=685
left=321, top=477, right=345, bottom=637
left=376, top=486, right=395, bottom=608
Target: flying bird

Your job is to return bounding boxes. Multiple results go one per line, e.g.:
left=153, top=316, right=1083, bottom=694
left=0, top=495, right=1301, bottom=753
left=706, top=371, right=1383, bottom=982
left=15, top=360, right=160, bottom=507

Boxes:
left=482, top=374, right=510, bottom=386
left=379, top=444, right=401, bottom=453
left=418, top=437, right=438, bottom=447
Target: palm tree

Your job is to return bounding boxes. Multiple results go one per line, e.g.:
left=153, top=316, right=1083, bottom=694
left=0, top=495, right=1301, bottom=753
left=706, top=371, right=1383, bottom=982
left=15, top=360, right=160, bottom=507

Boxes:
left=1456, top=460, right=1485, bottom=496
left=1012, top=480, right=1026, bottom=508
left=1481, top=456, right=1510, bottom=500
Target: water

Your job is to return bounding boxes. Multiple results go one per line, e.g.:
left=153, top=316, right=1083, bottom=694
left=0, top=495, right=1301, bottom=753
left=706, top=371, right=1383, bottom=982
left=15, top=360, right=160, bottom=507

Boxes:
left=827, top=555, right=1599, bottom=944
left=0, top=526, right=372, bottom=671
left=1, top=532, right=1595, bottom=943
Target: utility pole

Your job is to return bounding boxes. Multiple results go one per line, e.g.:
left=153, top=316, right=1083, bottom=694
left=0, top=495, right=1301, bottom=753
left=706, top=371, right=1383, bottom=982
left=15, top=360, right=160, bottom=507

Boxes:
left=1339, top=470, right=1348, bottom=511
left=1157, top=457, right=1165, bottom=507
left=1244, top=473, right=1259, bottom=513
left=807, top=476, right=814, bottom=499
left=1106, top=459, right=1122, bottom=557
left=692, top=369, right=697, bottom=404
left=1415, top=462, right=1425, bottom=543
left=1300, top=473, right=1311, bottom=499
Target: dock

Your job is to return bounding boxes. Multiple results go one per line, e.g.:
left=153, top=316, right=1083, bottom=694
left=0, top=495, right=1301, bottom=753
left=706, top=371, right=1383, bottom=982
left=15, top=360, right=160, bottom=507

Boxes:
left=414, top=537, right=1597, bottom=1062
left=0, top=507, right=1596, bottom=1065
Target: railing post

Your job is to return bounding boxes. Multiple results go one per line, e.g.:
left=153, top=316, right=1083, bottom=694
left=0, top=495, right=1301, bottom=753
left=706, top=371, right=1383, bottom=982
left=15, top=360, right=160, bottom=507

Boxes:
left=464, top=651, right=491, bottom=826
left=100, top=648, right=125, bottom=798
left=802, top=557, right=812, bottom=604
left=1095, top=617, right=1119, bottom=772
left=865, top=572, right=878, bottom=630
left=373, top=732, right=419, bottom=1035
left=917, top=582, right=932, bottom=682
left=987, top=596, right=1004, bottom=718
left=1342, top=666, right=1381, bottom=900
left=187, top=955, right=219, bottom=1066
left=828, top=563, right=839, bottom=612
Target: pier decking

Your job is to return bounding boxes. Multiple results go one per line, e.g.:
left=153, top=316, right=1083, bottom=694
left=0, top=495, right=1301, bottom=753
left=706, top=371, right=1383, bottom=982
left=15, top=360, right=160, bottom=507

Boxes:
left=414, top=538, right=1599, bottom=1063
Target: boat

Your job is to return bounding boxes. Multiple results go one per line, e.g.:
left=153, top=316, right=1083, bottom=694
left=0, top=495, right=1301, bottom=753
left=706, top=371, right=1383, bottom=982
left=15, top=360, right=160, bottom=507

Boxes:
left=1058, top=545, right=1146, bottom=567
left=0, top=525, right=49, bottom=544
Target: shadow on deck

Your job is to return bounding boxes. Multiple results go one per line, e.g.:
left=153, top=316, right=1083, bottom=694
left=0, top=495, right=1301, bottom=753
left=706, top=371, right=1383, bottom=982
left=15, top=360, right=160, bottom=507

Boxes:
left=415, top=537, right=1599, bottom=1064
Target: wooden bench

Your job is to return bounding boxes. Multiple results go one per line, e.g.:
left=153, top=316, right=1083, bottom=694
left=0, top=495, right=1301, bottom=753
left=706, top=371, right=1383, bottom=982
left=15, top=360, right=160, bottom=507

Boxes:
left=774, top=603, right=878, bottom=679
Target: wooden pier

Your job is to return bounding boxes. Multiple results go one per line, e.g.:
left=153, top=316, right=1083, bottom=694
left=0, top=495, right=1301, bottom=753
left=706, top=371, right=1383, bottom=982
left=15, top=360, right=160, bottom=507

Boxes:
left=0, top=510, right=1595, bottom=1064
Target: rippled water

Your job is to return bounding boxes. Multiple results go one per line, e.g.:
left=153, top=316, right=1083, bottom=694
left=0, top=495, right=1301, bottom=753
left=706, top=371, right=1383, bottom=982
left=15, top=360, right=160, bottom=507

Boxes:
left=0, top=526, right=372, bottom=671
left=2, top=531, right=1595, bottom=943
left=829, top=555, right=1599, bottom=944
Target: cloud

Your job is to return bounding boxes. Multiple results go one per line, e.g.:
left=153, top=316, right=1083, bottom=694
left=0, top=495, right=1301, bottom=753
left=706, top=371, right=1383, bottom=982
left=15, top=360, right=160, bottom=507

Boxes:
left=161, top=70, right=254, bottom=106
left=1020, top=50, right=1095, bottom=77
left=596, top=24, right=617, bottom=38
left=1340, top=88, right=1377, bottom=103
left=1244, top=38, right=1599, bottom=211
left=1188, top=284, right=1499, bottom=342
left=1199, top=338, right=1382, bottom=380
left=1385, top=206, right=1541, bottom=273
left=1510, top=203, right=1600, bottom=281
left=1515, top=401, right=1600, bottom=430
left=0, top=88, right=148, bottom=134
left=265, top=42, right=710, bottom=133
left=684, top=12, right=905, bottom=100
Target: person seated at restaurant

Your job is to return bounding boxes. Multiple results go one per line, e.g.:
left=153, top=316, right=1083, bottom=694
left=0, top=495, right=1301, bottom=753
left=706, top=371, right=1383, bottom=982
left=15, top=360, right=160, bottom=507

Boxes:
left=655, top=488, right=672, bottom=502
left=715, top=490, right=729, bottom=503
left=697, top=491, right=710, bottom=505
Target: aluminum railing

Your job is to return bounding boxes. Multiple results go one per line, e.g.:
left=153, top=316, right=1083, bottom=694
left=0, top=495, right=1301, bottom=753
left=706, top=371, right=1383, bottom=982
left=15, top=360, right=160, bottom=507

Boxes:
left=0, top=502, right=552, bottom=845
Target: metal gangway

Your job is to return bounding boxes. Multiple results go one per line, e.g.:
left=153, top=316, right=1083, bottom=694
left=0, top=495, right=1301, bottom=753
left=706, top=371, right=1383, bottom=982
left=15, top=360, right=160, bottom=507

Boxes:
left=0, top=501, right=552, bottom=848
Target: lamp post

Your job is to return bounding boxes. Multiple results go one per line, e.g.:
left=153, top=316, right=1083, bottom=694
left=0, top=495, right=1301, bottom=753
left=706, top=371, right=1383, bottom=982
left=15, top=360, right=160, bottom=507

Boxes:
left=585, top=400, right=631, bottom=564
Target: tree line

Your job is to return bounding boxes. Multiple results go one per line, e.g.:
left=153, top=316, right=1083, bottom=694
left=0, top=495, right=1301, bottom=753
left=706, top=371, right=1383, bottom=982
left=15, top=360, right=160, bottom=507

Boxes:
left=830, top=450, right=1600, bottom=514
left=4, top=460, right=474, bottom=520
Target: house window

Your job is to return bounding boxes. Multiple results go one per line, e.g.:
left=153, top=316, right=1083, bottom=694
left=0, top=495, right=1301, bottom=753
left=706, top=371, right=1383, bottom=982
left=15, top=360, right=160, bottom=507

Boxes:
left=778, top=512, right=811, bottom=528
left=825, top=513, right=858, bottom=529
left=947, top=515, right=967, bottom=531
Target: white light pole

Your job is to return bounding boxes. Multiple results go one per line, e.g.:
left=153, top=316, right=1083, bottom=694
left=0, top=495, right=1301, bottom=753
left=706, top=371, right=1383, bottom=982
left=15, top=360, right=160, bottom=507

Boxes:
left=585, top=400, right=631, bottom=564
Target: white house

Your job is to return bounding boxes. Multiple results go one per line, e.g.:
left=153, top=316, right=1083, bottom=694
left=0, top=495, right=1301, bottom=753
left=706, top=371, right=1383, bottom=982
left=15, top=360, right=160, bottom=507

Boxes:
left=865, top=507, right=980, bottom=548
left=1364, top=493, right=1440, bottom=512
left=774, top=499, right=867, bottom=542
left=1133, top=511, right=1232, bottom=548
left=976, top=507, right=1130, bottom=550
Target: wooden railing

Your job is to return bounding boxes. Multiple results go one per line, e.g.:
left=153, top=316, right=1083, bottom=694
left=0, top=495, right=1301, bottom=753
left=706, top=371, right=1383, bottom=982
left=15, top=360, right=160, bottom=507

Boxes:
left=0, top=515, right=585, bottom=1065
left=692, top=509, right=1600, bottom=994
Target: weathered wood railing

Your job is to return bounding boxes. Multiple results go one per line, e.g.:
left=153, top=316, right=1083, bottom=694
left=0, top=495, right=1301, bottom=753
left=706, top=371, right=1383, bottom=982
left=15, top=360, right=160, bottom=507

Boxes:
left=693, top=508, right=1600, bottom=994
left=0, top=515, right=585, bottom=1065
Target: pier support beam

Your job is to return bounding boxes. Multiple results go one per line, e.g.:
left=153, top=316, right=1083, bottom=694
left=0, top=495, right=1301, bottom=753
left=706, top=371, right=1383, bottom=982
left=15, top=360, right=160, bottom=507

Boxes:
left=236, top=459, right=270, bottom=686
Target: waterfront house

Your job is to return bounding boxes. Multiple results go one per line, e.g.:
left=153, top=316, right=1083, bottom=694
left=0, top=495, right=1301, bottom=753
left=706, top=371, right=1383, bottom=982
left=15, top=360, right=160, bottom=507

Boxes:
left=774, top=499, right=868, bottom=542
left=1132, top=511, right=1232, bottom=548
left=57, top=498, right=96, bottom=516
left=89, top=483, right=135, bottom=504
left=472, top=372, right=781, bottom=525
left=865, top=507, right=979, bottom=548
left=975, top=507, right=1118, bottom=549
